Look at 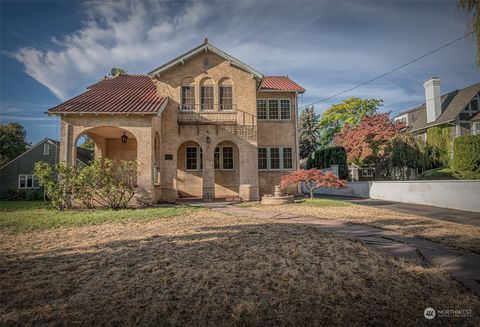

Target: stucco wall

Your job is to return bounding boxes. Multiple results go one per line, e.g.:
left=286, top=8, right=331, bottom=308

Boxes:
left=309, top=180, right=480, bottom=212
left=369, top=181, right=480, bottom=212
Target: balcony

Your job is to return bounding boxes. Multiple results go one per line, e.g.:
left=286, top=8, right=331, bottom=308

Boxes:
left=178, top=104, right=238, bottom=125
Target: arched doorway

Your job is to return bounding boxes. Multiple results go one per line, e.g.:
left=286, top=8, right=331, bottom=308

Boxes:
left=176, top=141, right=203, bottom=198
left=214, top=141, right=239, bottom=199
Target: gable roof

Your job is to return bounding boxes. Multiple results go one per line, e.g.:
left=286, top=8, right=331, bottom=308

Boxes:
left=402, top=82, right=480, bottom=132
left=259, top=76, right=305, bottom=93
left=48, top=75, right=168, bottom=115
left=0, top=138, right=93, bottom=170
left=148, top=40, right=264, bottom=79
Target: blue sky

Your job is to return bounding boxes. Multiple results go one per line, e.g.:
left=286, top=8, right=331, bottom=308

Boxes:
left=0, top=0, right=478, bottom=144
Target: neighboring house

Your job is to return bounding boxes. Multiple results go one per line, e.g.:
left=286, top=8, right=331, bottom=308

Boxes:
left=394, top=78, right=480, bottom=139
left=0, top=138, right=93, bottom=198
left=47, top=39, right=305, bottom=203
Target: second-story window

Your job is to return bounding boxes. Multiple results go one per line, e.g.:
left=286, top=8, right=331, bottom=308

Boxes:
left=181, top=86, right=195, bottom=111
left=219, top=86, right=233, bottom=111
left=268, top=100, right=279, bottom=119
left=280, top=100, right=291, bottom=119
left=257, top=100, right=267, bottom=119
left=201, top=85, right=214, bottom=111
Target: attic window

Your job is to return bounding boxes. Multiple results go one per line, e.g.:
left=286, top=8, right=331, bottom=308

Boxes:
left=203, top=57, right=210, bottom=69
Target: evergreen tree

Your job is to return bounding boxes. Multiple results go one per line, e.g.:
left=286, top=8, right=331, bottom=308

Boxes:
left=298, top=106, right=319, bottom=159
left=0, top=123, right=29, bottom=167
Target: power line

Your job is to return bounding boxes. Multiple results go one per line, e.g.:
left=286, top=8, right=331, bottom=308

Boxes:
left=300, top=30, right=474, bottom=110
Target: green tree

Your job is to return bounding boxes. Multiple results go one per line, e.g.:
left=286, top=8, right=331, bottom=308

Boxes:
left=0, top=123, right=29, bottom=167
left=298, top=106, right=319, bottom=159
left=78, top=136, right=95, bottom=151
left=459, top=0, right=480, bottom=65
left=317, top=97, right=383, bottom=147
left=110, top=67, right=127, bottom=77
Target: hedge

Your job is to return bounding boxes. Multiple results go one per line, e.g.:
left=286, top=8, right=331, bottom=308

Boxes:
left=426, top=125, right=452, bottom=167
left=307, top=146, right=348, bottom=179
left=453, top=135, right=480, bottom=172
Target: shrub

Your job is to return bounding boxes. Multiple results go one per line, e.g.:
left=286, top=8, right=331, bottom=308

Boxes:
left=280, top=169, right=346, bottom=199
left=34, top=158, right=138, bottom=210
left=307, top=146, right=348, bottom=179
left=453, top=135, right=480, bottom=172
left=6, top=189, right=26, bottom=200
left=426, top=125, right=452, bottom=167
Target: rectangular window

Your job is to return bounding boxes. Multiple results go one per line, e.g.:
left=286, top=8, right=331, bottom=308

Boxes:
left=472, top=122, right=480, bottom=135
left=214, top=146, right=234, bottom=170
left=43, top=143, right=49, bottom=155
left=257, top=99, right=267, bottom=119
left=214, top=147, right=221, bottom=169
left=282, top=148, right=293, bottom=169
left=361, top=168, right=374, bottom=177
left=258, top=148, right=268, bottom=169
left=268, top=100, right=279, bottom=119
left=219, top=86, right=233, bottom=111
left=222, top=147, right=234, bottom=169
left=181, top=86, right=195, bottom=111
left=18, top=174, right=39, bottom=189
left=280, top=100, right=291, bottom=120
left=471, top=99, right=478, bottom=112
left=186, top=146, right=202, bottom=171
left=201, top=86, right=214, bottom=111
left=270, top=148, right=280, bottom=169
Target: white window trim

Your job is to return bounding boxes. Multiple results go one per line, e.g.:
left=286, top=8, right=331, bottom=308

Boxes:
left=18, top=174, right=40, bottom=189
left=361, top=168, right=374, bottom=177
left=185, top=146, right=202, bottom=171
left=43, top=143, right=49, bottom=155
left=257, top=98, right=291, bottom=121
left=200, top=85, right=215, bottom=111
left=219, top=85, right=234, bottom=112
left=258, top=147, right=294, bottom=171
left=214, top=146, right=235, bottom=170
left=181, top=86, right=195, bottom=111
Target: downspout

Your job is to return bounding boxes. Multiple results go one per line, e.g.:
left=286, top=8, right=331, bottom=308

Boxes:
left=294, top=92, right=302, bottom=194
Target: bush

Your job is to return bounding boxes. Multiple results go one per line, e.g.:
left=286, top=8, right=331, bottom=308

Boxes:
left=426, top=125, right=452, bottom=167
left=34, top=158, right=138, bottom=210
left=307, top=147, right=348, bottom=179
left=6, top=189, right=26, bottom=200
left=453, top=135, right=480, bottom=172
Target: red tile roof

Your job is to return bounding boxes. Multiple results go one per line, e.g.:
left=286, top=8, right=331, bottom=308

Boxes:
left=48, top=75, right=167, bottom=114
left=259, top=76, right=305, bottom=93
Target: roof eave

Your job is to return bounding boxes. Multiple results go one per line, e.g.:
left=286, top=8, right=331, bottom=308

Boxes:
left=410, top=119, right=456, bottom=132
left=148, top=43, right=264, bottom=79
left=258, top=88, right=305, bottom=93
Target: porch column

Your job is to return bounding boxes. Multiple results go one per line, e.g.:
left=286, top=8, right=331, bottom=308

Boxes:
left=239, top=145, right=259, bottom=201
left=60, top=120, right=75, bottom=165
left=135, top=128, right=154, bottom=204
left=202, top=142, right=215, bottom=202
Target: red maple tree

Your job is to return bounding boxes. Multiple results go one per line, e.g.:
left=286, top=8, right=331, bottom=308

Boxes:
left=334, top=113, right=404, bottom=163
left=280, top=169, right=347, bottom=199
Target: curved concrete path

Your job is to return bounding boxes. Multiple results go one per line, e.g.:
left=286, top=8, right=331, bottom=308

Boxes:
left=212, top=206, right=480, bottom=297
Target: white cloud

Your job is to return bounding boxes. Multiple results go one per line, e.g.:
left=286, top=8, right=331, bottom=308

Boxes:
left=11, top=0, right=477, bottom=115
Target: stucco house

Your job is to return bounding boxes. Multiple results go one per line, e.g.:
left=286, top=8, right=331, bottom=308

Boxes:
left=394, top=78, right=480, bottom=138
left=47, top=40, right=305, bottom=204
left=0, top=138, right=92, bottom=198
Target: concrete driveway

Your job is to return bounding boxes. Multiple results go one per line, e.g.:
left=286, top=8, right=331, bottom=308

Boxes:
left=313, top=195, right=480, bottom=227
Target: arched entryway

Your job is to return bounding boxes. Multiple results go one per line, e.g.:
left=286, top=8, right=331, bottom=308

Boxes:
left=213, top=140, right=239, bottom=199
left=176, top=141, right=203, bottom=198
left=74, top=126, right=137, bottom=165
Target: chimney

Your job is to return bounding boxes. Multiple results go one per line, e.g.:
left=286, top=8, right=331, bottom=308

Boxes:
left=423, top=77, right=441, bottom=123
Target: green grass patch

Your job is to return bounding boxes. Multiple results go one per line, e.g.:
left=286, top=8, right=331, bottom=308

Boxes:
left=418, top=167, right=480, bottom=180
left=299, top=198, right=352, bottom=207
left=0, top=205, right=195, bottom=233
left=0, top=200, right=48, bottom=211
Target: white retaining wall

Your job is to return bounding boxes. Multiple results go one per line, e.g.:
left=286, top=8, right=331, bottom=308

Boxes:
left=306, top=180, right=480, bottom=212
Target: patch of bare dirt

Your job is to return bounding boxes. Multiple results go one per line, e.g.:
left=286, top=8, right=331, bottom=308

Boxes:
left=255, top=204, right=480, bottom=253
left=1, top=209, right=479, bottom=326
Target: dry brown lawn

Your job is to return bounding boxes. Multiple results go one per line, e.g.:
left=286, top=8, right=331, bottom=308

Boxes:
left=1, top=209, right=479, bottom=326
left=254, top=202, right=480, bottom=253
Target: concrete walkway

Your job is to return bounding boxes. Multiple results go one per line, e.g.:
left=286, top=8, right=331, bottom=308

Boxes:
left=313, top=195, right=480, bottom=227
left=212, top=206, right=480, bottom=296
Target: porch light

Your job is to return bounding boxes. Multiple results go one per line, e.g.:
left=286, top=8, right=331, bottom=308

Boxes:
left=206, top=136, right=211, bottom=144
left=121, top=132, right=128, bottom=144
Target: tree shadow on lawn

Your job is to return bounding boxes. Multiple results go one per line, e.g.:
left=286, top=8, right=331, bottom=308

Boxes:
left=1, top=222, right=479, bottom=327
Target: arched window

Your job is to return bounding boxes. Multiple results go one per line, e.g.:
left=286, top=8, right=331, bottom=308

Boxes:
left=219, top=78, right=233, bottom=111
left=181, top=77, right=195, bottom=111
left=200, top=78, right=214, bottom=111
